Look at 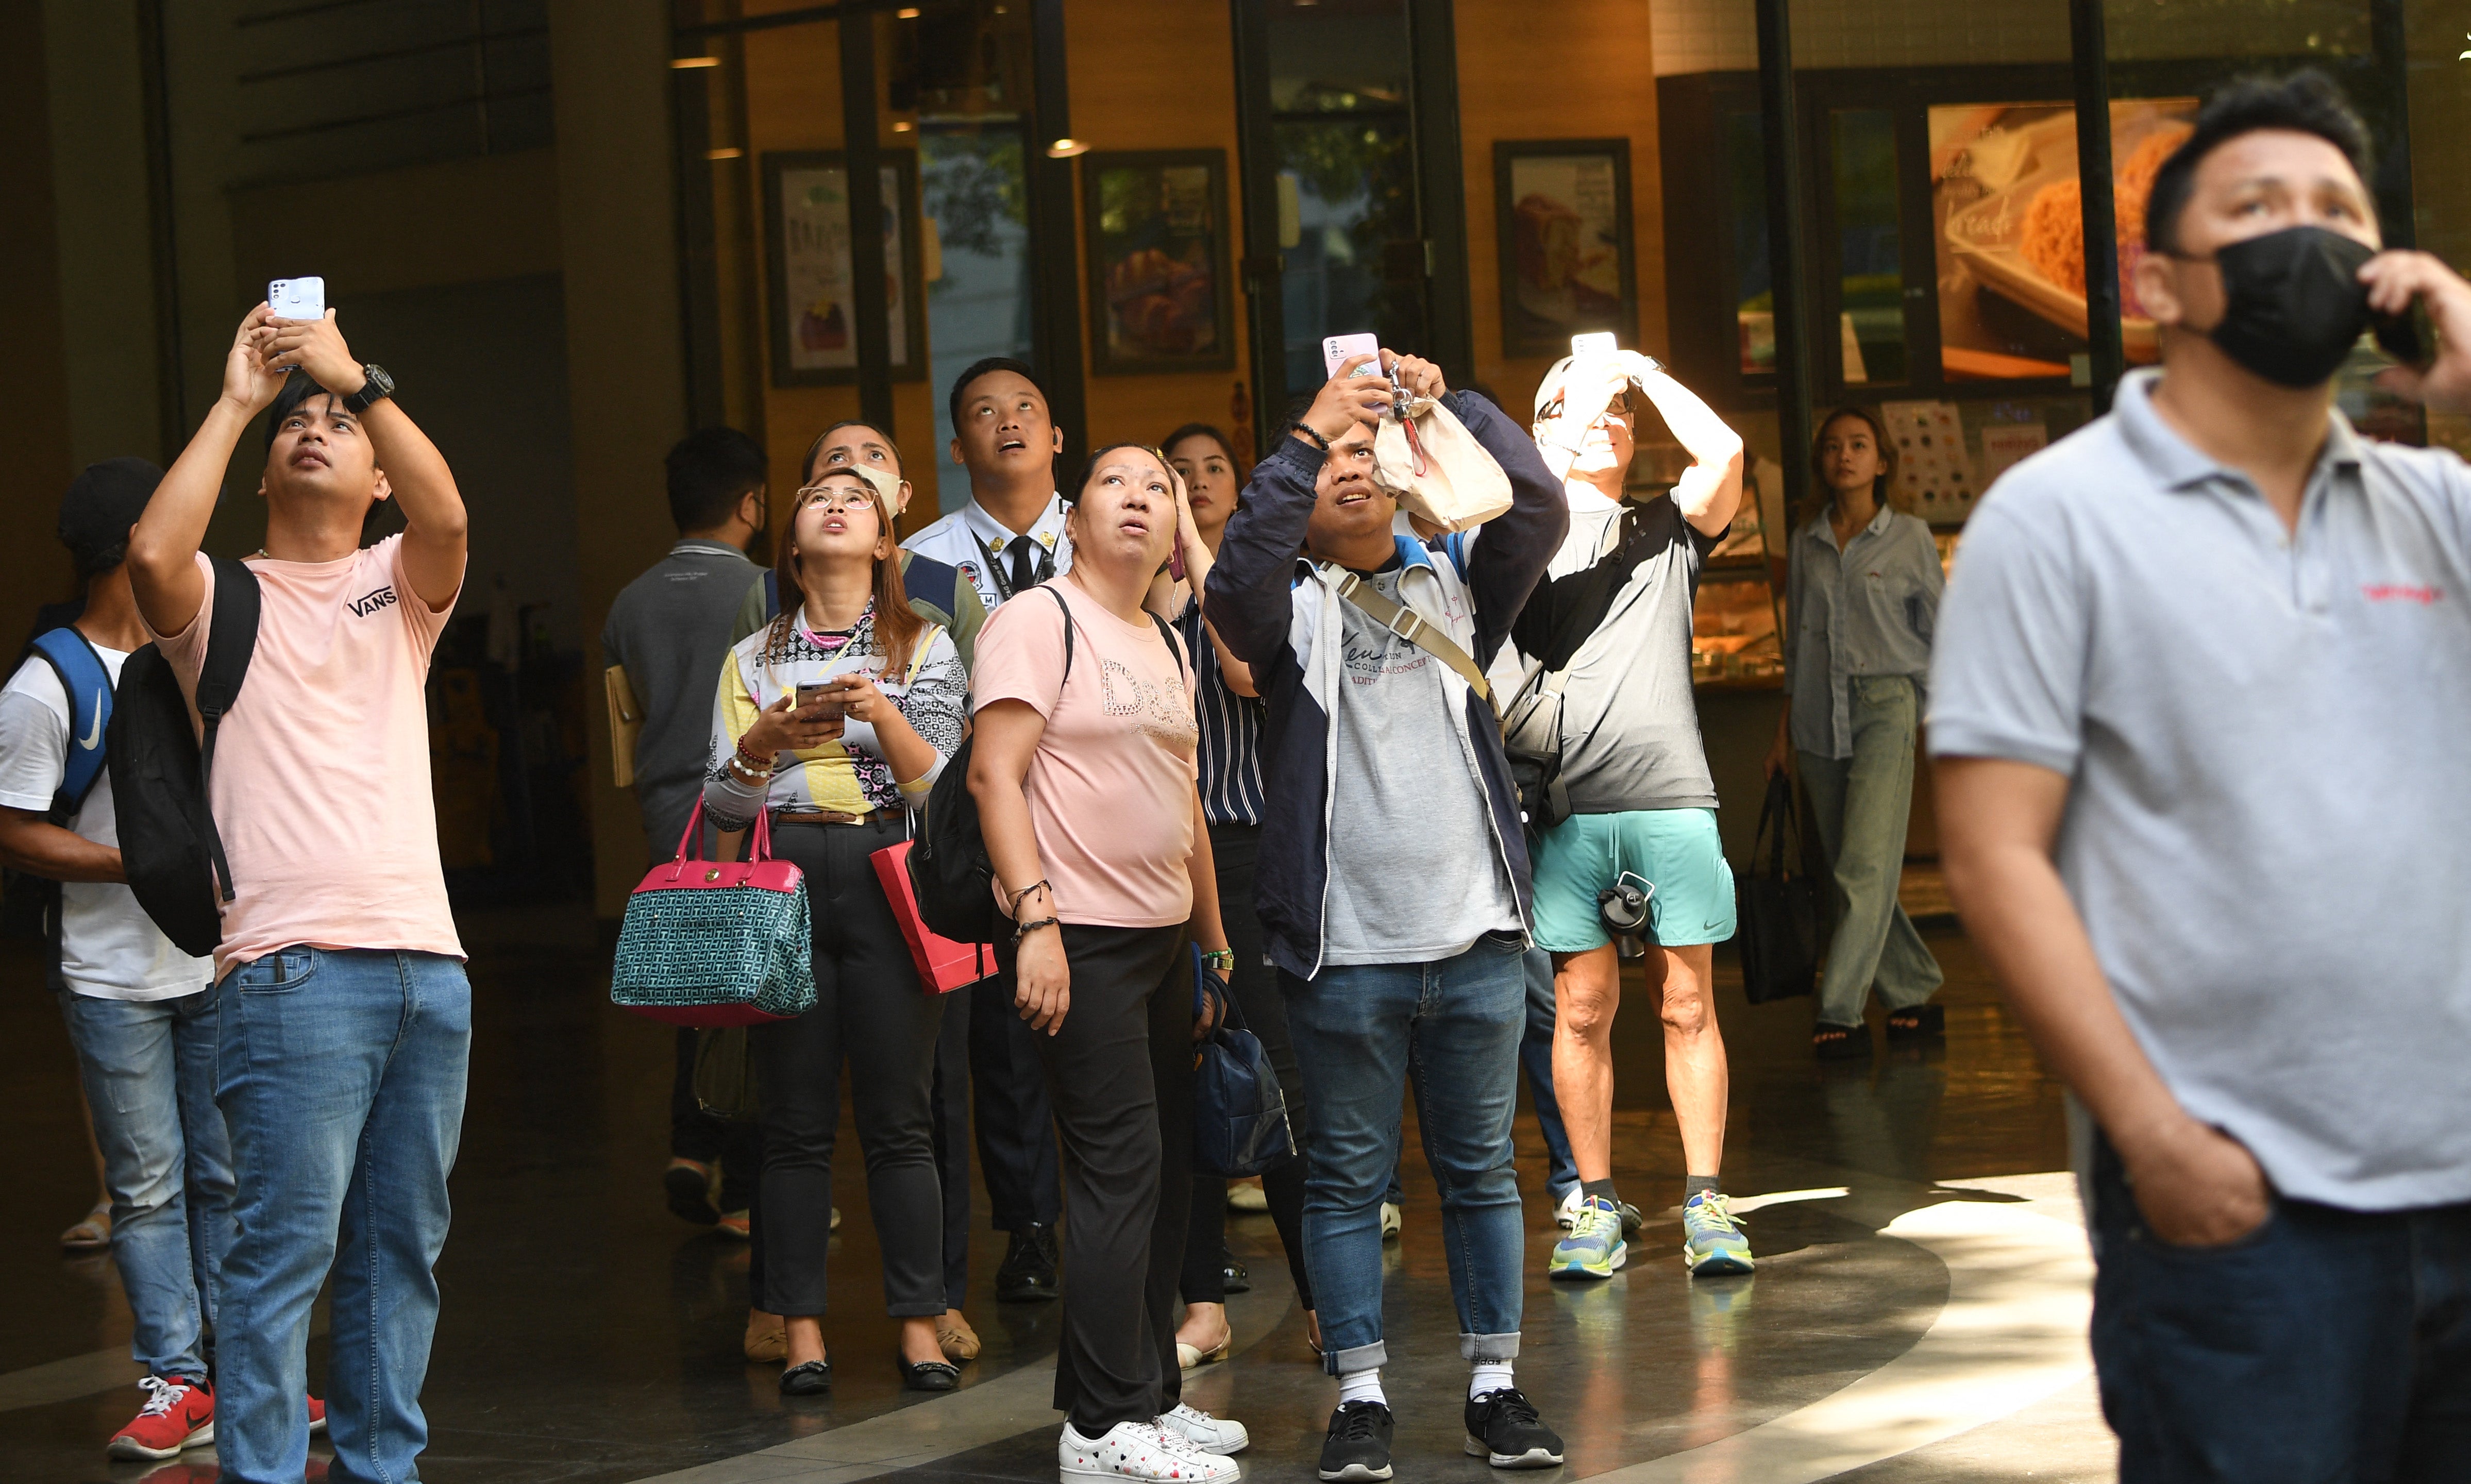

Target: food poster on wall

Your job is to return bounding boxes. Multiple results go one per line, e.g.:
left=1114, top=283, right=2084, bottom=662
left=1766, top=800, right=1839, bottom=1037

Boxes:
left=1932, top=98, right=2197, bottom=381
left=1880, top=399, right=1978, bottom=524
left=1089, top=155, right=1230, bottom=371
left=778, top=164, right=910, bottom=374
left=1505, top=151, right=1628, bottom=353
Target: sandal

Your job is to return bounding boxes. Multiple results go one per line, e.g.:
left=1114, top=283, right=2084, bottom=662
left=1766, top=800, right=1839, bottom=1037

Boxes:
left=1885, top=1004, right=1945, bottom=1041
left=60, top=1201, right=110, bottom=1253
left=1813, top=1023, right=1871, bottom=1060
left=1176, top=1329, right=1232, bottom=1370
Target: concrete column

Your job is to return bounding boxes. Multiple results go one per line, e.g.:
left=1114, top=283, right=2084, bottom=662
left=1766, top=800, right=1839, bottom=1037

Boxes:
left=548, top=0, right=692, bottom=913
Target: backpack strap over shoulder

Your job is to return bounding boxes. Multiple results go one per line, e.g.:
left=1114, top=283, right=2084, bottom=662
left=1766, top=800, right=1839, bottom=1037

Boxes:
left=1044, top=585, right=1075, bottom=685
left=26, top=628, right=113, bottom=817
left=195, top=557, right=262, bottom=904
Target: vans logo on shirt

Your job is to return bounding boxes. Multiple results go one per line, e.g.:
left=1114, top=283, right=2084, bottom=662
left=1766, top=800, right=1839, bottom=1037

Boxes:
left=2362, top=583, right=2443, bottom=605
left=348, top=585, right=399, bottom=618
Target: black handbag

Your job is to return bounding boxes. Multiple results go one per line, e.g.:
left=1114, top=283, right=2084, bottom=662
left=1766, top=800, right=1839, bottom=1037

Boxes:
left=1189, top=951, right=1297, bottom=1177
left=1739, top=772, right=1822, bottom=1005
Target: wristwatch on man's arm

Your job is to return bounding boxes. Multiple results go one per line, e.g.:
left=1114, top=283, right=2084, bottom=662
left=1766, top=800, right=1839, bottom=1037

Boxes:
left=342, top=364, right=395, bottom=415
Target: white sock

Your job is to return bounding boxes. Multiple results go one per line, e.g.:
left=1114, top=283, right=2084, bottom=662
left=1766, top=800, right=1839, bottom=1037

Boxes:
left=1338, top=1368, right=1386, bottom=1407
left=1469, top=1360, right=1514, bottom=1400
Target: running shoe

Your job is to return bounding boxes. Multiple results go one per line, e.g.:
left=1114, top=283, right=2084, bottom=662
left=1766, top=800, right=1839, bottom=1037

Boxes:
left=1156, top=1402, right=1249, bottom=1455
left=1680, top=1190, right=1755, bottom=1275
left=1465, top=1388, right=1564, bottom=1469
left=1317, top=1400, right=1394, bottom=1481
left=1379, top=1202, right=1402, bottom=1241
left=1060, top=1419, right=1238, bottom=1482
left=108, top=1376, right=213, bottom=1461
left=1553, top=1186, right=1583, bottom=1229
left=1548, top=1195, right=1627, bottom=1279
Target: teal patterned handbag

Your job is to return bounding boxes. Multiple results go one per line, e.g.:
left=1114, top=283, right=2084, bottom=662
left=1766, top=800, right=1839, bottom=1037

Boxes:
left=611, top=801, right=816, bottom=1026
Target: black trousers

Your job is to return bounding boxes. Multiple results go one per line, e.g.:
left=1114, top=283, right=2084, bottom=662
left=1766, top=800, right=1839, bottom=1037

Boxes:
left=1004, top=922, right=1194, bottom=1433
left=751, top=817, right=947, bottom=1319
left=970, top=970, right=1064, bottom=1232
left=1181, top=823, right=1314, bottom=1311
left=929, top=986, right=974, bottom=1309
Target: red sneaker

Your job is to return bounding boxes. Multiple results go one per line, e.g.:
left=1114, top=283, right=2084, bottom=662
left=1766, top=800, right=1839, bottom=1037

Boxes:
left=309, top=1393, right=328, bottom=1433
left=108, top=1375, right=214, bottom=1460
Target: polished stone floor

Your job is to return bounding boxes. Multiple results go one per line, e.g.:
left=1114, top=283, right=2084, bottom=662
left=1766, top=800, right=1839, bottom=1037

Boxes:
left=2, top=907, right=2110, bottom=1483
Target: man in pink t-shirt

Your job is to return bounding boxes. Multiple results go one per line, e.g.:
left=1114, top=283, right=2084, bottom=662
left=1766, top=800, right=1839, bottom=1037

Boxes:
left=128, top=303, right=468, bottom=1484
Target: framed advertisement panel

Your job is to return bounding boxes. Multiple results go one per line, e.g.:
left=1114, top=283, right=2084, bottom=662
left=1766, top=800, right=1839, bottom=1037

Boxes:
left=1492, top=139, right=1637, bottom=359
left=762, top=149, right=928, bottom=387
left=1082, top=149, right=1235, bottom=375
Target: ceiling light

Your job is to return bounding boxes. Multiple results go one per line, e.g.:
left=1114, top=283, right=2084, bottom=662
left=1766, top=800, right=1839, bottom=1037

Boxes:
left=1045, top=137, right=1090, bottom=158
left=893, top=120, right=915, bottom=131
left=897, top=6, right=921, bottom=15
left=670, top=55, right=720, bottom=69
left=707, top=147, right=744, bottom=160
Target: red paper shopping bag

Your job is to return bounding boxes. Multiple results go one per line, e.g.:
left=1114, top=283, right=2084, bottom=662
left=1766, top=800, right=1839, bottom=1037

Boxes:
left=871, top=839, right=996, bottom=993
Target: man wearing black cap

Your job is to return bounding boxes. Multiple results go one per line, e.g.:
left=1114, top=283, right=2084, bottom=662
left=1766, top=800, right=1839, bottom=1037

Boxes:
left=0, top=459, right=239, bottom=1462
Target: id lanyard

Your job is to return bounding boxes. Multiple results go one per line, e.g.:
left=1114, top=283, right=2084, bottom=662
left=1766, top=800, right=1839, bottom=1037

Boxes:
left=986, top=536, right=1056, bottom=602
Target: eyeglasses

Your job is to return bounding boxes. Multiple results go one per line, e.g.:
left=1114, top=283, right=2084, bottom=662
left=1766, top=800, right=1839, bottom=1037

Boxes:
left=795, top=485, right=878, bottom=514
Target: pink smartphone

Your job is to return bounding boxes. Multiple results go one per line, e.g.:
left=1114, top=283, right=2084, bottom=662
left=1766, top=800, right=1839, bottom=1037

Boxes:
left=1321, top=332, right=1380, bottom=380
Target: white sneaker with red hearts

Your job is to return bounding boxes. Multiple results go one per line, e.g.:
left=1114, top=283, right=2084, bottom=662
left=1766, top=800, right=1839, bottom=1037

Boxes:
left=1058, top=1419, right=1239, bottom=1481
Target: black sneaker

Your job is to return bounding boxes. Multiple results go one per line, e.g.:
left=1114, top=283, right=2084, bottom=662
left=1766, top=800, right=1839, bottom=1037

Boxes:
left=1465, top=1389, right=1564, bottom=1469
left=996, top=1222, right=1060, bottom=1301
left=1318, top=1401, right=1394, bottom=1481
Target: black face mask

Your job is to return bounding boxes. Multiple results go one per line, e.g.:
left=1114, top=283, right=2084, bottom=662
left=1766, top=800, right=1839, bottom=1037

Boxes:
left=2192, top=225, right=2375, bottom=389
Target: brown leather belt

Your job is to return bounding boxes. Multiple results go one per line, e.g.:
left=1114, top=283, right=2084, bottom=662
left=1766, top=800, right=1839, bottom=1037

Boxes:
left=774, top=810, right=874, bottom=826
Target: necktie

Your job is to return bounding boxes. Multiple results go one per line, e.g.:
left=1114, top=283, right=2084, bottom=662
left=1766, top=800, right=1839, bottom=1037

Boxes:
left=1005, top=535, right=1038, bottom=597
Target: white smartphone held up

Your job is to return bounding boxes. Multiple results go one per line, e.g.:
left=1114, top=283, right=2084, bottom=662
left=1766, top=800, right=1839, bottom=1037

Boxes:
left=268, top=276, right=325, bottom=321
left=1321, top=332, right=1382, bottom=379
left=1570, top=331, right=1618, bottom=359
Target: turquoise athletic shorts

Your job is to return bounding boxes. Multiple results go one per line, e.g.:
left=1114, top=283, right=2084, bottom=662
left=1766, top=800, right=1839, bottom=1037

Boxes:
left=1530, top=807, right=1737, bottom=952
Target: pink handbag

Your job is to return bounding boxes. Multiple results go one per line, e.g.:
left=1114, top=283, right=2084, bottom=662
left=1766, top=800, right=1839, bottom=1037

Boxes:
left=609, top=801, right=817, bottom=1024
left=871, top=838, right=996, bottom=994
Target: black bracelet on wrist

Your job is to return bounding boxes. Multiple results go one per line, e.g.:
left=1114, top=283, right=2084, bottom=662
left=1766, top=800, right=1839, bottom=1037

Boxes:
left=1011, top=916, right=1061, bottom=944
left=1291, top=423, right=1332, bottom=452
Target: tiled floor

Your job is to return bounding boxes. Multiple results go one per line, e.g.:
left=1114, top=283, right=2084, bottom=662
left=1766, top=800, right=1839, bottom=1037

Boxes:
left=2, top=910, right=2105, bottom=1483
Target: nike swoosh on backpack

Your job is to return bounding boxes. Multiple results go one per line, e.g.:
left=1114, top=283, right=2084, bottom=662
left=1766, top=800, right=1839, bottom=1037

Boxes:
left=79, top=693, right=105, bottom=750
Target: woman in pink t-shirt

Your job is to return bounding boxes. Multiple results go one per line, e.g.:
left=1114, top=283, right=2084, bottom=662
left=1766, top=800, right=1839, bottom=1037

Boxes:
left=968, top=446, right=1246, bottom=1479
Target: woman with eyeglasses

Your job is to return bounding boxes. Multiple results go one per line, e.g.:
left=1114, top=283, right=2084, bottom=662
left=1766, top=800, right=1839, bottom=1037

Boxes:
left=704, top=466, right=969, bottom=1394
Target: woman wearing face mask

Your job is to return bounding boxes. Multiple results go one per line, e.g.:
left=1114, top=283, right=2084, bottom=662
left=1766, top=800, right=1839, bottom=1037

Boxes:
left=1766, top=408, right=1945, bottom=1059
left=705, top=467, right=969, bottom=1393
left=1156, top=424, right=1317, bottom=1368
left=968, top=446, right=1248, bottom=1482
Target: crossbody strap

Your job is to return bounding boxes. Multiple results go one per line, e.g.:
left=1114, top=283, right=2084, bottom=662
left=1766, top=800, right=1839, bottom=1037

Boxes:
left=1505, top=510, right=1632, bottom=716
left=1321, top=564, right=1490, bottom=706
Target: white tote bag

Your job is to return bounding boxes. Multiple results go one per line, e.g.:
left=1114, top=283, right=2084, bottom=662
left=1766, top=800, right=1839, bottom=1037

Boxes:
left=1370, top=394, right=1512, bottom=533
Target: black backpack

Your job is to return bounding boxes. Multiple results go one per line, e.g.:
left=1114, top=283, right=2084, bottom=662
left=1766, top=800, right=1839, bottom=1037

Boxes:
left=910, top=586, right=1182, bottom=944
left=108, top=558, right=260, bottom=958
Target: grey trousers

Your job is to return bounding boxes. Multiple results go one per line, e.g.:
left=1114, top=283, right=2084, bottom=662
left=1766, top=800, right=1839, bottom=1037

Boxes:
left=1799, top=674, right=1943, bottom=1028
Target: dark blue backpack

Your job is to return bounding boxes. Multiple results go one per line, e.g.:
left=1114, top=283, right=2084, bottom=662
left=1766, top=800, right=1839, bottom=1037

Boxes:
left=0, top=629, right=115, bottom=951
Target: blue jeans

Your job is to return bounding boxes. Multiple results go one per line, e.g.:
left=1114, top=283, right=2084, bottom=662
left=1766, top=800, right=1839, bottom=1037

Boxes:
left=1283, top=933, right=1527, bottom=1375
left=1516, top=947, right=1578, bottom=1201
left=215, top=948, right=471, bottom=1484
left=2090, top=1136, right=2471, bottom=1481
left=1800, top=675, right=1941, bottom=1028
left=58, top=985, right=233, bottom=1381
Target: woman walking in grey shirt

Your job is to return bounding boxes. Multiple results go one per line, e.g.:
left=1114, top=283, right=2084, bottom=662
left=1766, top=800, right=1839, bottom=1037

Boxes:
left=1766, top=407, right=1945, bottom=1058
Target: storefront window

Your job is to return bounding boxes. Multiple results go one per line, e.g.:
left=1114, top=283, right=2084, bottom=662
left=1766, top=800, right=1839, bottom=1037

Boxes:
left=1725, top=109, right=1772, bottom=376
left=1831, top=108, right=1905, bottom=384
left=1265, top=0, right=1421, bottom=394
left=1931, top=98, right=2194, bottom=383
left=921, top=122, right=1033, bottom=502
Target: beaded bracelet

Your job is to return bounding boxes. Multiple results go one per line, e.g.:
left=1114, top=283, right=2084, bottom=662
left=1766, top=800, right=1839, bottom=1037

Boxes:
left=1291, top=423, right=1332, bottom=452
left=1011, top=916, right=1060, bottom=944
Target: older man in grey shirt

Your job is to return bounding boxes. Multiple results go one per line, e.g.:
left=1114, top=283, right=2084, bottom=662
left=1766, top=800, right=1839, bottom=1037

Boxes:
left=1932, top=73, right=2471, bottom=1481
left=601, top=427, right=768, bottom=1236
